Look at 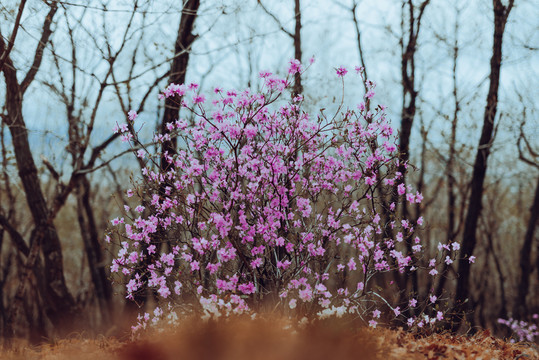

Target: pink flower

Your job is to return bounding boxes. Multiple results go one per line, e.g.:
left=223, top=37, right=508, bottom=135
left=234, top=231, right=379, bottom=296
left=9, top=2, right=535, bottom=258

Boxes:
left=238, top=282, right=256, bottom=294
left=111, top=217, right=124, bottom=226
left=126, top=279, right=138, bottom=293
left=109, top=64, right=438, bottom=328
left=288, top=59, right=302, bottom=75
left=277, top=260, right=291, bottom=270
left=251, top=258, right=263, bottom=269
left=357, top=102, right=365, bottom=111
left=158, top=285, right=171, bottom=299
left=298, top=288, right=313, bottom=302
left=436, top=311, right=444, bottom=321
left=128, top=110, right=138, bottom=121
left=174, top=281, right=182, bottom=295
left=469, top=256, right=476, bottom=263
left=336, top=66, right=348, bottom=77
left=289, top=299, right=297, bottom=309
left=296, top=197, right=312, bottom=217
left=193, top=94, right=206, bottom=104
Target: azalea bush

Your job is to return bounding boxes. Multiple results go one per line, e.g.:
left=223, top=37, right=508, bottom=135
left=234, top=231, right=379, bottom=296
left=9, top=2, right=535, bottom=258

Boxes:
left=498, top=315, right=539, bottom=343
left=107, top=61, right=462, bottom=332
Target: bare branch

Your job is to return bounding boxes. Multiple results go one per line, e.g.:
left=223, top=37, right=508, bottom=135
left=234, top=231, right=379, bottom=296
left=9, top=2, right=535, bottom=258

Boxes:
left=0, top=0, right=27, bottom=73
left=257, top=0, right=294, bottom=39
left=0, top=213, right=29, bottom=257
left=20, top=2, right=58, bottom=94
left=518, top=118, right=539, bottom=169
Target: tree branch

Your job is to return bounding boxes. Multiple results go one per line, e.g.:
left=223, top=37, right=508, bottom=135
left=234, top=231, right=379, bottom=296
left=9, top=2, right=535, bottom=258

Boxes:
left=20, top=2, right=58, bottom=94
left=0, top=0, right=27, bottom=73
left=257, top=0, right=294, bottom=39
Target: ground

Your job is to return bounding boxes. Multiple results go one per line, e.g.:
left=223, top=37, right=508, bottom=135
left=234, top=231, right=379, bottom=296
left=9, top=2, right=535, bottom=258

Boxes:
left=2, top=317, right=538, bottom=359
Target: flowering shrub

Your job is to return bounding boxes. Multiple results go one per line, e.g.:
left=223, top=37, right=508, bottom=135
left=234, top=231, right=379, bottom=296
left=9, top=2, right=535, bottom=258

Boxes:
left=498, top=315, right=539, bottom=343
left=108, top=61, right=462, bottom=332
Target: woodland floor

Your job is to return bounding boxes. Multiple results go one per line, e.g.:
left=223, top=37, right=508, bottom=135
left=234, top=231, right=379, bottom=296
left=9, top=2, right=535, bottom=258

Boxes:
left=2, top=317, right=538, bottom=360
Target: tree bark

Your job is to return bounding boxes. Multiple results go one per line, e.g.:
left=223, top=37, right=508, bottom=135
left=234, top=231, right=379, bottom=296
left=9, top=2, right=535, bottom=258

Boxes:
left=454, top=0, right=514, bottom=328
left=160, top=0, right=200, bottom=169
left=0, top=3, right=80, bottom=334
left=397, top=0, right=430, bottom=303
left=435, top=9, right=461, bottom=299
left=76, top=177, right=113, bottom=326
left=514, top=177, right=539, bottom=318
left=125, top=0, right=200, bottom=317
left=293, top=0, right=303, bottom=97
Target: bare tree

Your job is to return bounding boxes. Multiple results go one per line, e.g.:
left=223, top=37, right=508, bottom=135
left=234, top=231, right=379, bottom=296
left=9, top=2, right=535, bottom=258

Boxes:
left=258, top=0, right=303, bottom=96
left=454, top=0, right=515, bottom=329
left=160, top=0, right=200, bottom=168
left=0, top=2, right=83, bottom=337
left=397, top=0, right=430, bottom=210
left=513, top=118, right=539, bottom=319
left=0, top=0, right=26, bottom=73
left=394, top=0, right=431, bottom=302
left=433, top=2, right=466, bottom=300
left=334, top=0, right=369, bottom=95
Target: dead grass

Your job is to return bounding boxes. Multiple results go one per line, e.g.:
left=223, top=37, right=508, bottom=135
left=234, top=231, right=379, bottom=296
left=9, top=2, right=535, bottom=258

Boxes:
left=2, top=316, right=538, bottom=360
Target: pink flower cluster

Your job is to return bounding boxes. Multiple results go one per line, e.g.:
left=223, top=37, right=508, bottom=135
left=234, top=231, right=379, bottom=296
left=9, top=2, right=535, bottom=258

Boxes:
left=498, top=316, right=539, bottom=343
left=109, top=63, right=463, bottom=331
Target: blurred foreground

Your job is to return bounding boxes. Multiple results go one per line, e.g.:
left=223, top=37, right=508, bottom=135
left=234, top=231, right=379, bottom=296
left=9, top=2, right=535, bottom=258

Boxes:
left=2, top=316, right=538, bottom=360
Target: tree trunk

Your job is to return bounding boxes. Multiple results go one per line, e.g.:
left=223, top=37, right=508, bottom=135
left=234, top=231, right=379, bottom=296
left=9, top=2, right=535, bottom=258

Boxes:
left=76, top=177, right=113, bottom=327
left=160, top=0, right=200, bottom=168
left=293, top=0, right=303, bottom=97
left=514, top=177, right=539, bottom=318
left=454, top=0, right=514, bottom=328
left=125, top=0, right=200, bottom=318
left=435, top=9, right=461, bottom=299
left=397, top=0, right=430, bottom=304
left=0, top=4, right=80, bottom=334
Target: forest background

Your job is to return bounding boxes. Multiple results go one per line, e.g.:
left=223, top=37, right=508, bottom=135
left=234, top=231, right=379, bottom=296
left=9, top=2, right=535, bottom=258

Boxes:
left=0, top=0, right=537, bottom=343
